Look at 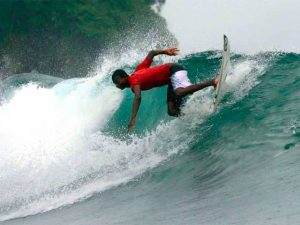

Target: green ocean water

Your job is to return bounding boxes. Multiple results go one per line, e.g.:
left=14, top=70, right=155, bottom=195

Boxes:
left=1, top=51, right=300, bottom=225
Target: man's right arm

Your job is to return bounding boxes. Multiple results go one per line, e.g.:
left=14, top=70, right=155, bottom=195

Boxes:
left=135, top=48, right=179, bottom=72
left=147, top=48, right=179, bottom=59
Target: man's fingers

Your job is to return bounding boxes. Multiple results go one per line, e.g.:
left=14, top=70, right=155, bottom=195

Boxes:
left=127, top=124, right=133, bottom=132
left=171, top=48, right=180, bottom=55
left=167, top=48, right=180, bottom=53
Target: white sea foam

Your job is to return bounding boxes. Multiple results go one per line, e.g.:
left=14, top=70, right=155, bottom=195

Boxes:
left=0, top=75, right=192, bottom=220
left=0, top=51, right=188, bottom=221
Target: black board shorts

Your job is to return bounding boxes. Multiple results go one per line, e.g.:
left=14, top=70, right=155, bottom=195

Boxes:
left=167, top=64, right=187, bottom=106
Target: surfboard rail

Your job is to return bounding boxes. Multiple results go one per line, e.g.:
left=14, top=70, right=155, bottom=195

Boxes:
left=214, top=35, right=231, bottom=105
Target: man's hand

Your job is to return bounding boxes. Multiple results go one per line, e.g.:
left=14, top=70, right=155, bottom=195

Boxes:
left=165, top=48, right=179, bottom=56
left=128, top=117, right=136, bottom=132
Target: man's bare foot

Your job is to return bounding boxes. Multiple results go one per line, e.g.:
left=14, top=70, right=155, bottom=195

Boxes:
left=213, top=76, right=219, bottom=89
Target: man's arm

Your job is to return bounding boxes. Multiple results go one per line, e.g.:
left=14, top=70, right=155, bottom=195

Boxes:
left=135, top=48, right=179, bottom=72
left=128, top=85, right=141, bottom=132
left=146, top=48, right=179, bottom=59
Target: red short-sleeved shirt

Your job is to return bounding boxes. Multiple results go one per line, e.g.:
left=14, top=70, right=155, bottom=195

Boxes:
left=128, top=57, right=171, bottom=92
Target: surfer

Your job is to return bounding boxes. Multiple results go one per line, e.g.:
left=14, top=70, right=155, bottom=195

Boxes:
left=112, top=48, right=218, bottom=131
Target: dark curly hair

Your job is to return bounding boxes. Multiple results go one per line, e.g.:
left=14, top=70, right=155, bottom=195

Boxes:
left=112, top=69, right=128, bottom=83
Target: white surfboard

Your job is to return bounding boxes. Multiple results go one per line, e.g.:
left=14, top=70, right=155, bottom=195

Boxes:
left=215, top=35, right=231, bottom=105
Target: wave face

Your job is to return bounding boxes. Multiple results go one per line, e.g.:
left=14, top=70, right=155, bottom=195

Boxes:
left=1, top=47, right=300, bottom=225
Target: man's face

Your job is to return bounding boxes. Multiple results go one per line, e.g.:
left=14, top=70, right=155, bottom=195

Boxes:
left=114, top=77, right=127, bottom=90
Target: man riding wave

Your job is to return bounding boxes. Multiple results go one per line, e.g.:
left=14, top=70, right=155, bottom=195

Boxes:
left=112, top=48, right=218, bottom=131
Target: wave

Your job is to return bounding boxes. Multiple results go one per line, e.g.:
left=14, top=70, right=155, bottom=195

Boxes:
left=0, top=49, right=275, bottom=221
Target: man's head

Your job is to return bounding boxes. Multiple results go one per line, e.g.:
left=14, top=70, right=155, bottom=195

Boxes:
left=112, top=69, right=129, bottom=89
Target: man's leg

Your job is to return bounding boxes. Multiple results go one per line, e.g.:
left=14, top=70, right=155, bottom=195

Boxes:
left=167, top=82, right=183, bottom=117
left=167, top=101, right=180, bottom=117
left=175, top=79, right=218, bottom=97
left=169, top=66, right=218, bottom=97
left=167, top=64, right=218, bottom=116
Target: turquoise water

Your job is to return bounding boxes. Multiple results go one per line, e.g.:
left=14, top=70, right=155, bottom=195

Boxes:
left=1, top=51, right=300, bottom=224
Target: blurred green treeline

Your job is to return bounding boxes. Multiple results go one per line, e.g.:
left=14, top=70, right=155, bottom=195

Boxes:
left=0, top=0, right=169, bottom=78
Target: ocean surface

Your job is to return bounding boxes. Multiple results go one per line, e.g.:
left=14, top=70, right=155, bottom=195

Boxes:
left=1, top=1, right=300, bottom=225
left=1, top=50, right=300, bottom=225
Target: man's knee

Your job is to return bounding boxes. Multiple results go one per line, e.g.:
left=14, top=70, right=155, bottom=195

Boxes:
left=168, top=109, right=178, bottom=117
left=175, top=88, right=185, bottom=97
